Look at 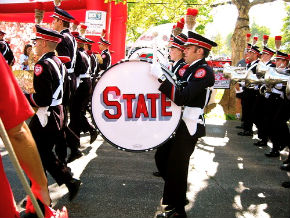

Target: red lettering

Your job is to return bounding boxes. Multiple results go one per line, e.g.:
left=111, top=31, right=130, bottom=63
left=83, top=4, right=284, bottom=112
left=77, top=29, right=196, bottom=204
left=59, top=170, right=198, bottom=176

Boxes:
left=147, top=93, right=160, bottom=118
left=103, top=86, right=121, bottom=119
left=135, top=94, right=149, bottom=118
left=122, top=94, right=136, bottom=118
left=161, top=94, right=172, bottom=117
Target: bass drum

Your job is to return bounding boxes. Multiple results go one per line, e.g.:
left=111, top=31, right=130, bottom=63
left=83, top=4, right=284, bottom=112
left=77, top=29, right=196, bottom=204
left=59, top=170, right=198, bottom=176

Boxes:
left=91, top=59, right=181, bottom=152
left=127, top=47, right=168, bottom=66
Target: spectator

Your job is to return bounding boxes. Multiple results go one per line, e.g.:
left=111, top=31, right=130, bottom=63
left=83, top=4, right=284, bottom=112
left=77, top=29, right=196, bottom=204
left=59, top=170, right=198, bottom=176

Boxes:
left=19, top=44, right=32, bottom=70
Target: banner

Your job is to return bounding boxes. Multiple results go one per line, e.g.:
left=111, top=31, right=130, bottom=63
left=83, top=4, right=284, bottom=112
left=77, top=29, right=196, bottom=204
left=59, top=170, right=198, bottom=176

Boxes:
left=85, top=10, right=106, bottom=36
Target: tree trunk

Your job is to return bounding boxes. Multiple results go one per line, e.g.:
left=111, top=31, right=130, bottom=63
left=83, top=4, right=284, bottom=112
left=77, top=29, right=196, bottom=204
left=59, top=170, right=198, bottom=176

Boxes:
left=219, top=0, right=250, bottom=116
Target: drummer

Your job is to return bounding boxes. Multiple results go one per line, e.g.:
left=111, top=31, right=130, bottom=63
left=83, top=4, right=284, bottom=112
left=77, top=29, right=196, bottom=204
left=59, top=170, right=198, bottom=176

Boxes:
left=151, top=31, right=217, bottom=218
left=153, top=33, right=187, bottom=177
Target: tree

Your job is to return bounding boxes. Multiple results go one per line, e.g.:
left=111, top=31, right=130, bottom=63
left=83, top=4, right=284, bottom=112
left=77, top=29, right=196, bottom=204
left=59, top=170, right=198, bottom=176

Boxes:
left=126, top=0, right=215, bottom=43
left=281, top=5, right=290, bottom=53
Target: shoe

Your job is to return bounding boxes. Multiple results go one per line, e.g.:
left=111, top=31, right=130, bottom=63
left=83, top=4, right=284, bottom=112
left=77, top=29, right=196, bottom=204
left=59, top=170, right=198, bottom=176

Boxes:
left=235, top=125, right=243, bottom=129
left=280, top=163, right=290, bottom=172
left=67, top=151, right=83, bottom=163
left=265, top=150, right=280, bottom=157
left=281, top=181, right=290, bottom=188
left=157, top=209, right=187, bottom=218
left=66, top=178, right=81, bottom=201
left=90, top=129, right=99, bottom=144
left=238, top=131, right=253, bottom=136
left=254, top=140, right=267, bottom=147
left=153, top=171, right=161, bottom=177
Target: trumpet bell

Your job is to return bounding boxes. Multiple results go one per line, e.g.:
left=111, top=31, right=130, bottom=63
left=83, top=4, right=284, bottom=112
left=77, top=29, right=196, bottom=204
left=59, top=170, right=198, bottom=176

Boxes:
left=256, top=62, right=269, bottom=77
left=264, top=67, right=290, bottom=85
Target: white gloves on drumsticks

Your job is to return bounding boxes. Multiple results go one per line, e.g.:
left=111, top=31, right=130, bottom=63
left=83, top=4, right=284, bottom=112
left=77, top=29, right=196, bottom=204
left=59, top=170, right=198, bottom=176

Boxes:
left=150, top=60, right=163, bottom=79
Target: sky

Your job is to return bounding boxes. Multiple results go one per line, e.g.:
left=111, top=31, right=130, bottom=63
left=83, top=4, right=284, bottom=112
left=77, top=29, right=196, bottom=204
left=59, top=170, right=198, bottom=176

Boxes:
left=205, top=0, right=289, bottom=38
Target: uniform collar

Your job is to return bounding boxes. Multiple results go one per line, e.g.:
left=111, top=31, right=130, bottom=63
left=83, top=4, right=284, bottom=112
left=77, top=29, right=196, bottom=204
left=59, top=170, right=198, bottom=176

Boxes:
left=60, top=28, right=70, bottom=34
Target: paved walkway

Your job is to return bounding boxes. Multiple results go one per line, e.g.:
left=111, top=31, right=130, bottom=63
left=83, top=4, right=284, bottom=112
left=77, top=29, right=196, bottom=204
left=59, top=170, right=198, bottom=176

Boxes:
left=1, top=118, right=289, bottom=218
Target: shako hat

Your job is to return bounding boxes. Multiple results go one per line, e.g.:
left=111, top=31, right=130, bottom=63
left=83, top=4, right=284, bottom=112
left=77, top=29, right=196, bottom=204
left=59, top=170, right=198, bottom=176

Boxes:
left=0, top=30, right=6, bottom=35
left=184, top=31, right=217, bottom=51
left=98, top=37, right=111, bottom=46
left=261, top=46, right=275, bottom=56
left=52, top=6, right=74, bottom=22
left=169, top=33, right=188, bottom=50
left=275, top=50, right=290, bottom=60
left=32, top=25, right=63, bottom=43
left=247, top=43, right=260, bottom=55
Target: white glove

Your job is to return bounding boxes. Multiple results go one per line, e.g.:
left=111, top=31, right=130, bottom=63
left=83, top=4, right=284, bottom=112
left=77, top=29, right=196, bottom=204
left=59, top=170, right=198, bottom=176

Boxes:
left=150, top=62, right=163, bottom=79
left=36, top=106, right=50, bottom=127
left=182, top=106, right=202, bottom=136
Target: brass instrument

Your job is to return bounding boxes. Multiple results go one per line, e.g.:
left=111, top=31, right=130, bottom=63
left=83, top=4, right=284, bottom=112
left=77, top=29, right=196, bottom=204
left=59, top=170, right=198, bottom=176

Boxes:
left=264, top=67, right=290, bottom=85
left=245, top=70, right=264, bottom=87
left=223, top=65, right=248, bottom=83
left=256, top=61, right=269, bottom=77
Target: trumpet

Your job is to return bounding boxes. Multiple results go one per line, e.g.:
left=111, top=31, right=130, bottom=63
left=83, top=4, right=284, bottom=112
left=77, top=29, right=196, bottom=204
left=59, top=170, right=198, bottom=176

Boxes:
left=223, top=65, right=248, bottom=83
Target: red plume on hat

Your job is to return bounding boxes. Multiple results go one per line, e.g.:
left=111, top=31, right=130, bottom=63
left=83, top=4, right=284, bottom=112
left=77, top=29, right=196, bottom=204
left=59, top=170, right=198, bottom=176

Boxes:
left=173, top=18, right=185, bottom=36
left=35, top=2, right=45, bottom=24
left=275, top=35, right=282, bottom=50
left=263, top=35, right=269, bottom=46
left=72, top=19, right=79, bottom=31
left=185, top=8, right=198, bottom=31
left=246, top=33, right=251, bottom=43
left=101, top=29, right=106, bottom=38
left=71, top=32, right=79, bottom=37
left=80, top=24, right=87, bottom=35
left=252, top=36, right=258, bottom=46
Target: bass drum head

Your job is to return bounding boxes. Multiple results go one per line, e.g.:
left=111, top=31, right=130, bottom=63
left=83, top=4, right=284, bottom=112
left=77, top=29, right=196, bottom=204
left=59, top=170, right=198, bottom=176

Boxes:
left=92, top=60, right=181, bottom=152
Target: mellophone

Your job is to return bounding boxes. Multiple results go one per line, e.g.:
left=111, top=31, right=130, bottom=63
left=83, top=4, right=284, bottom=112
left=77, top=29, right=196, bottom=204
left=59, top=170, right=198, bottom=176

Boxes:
left=91, top=59, right=182, bottom=152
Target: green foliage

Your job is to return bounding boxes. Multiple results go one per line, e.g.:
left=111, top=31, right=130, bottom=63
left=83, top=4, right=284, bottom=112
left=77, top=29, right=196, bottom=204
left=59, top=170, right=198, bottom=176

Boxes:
left=281, top=5, right=290, bottom=53
left=250, top=22, right=271, bottom=48
left=127, top=0, right=215, bottom=43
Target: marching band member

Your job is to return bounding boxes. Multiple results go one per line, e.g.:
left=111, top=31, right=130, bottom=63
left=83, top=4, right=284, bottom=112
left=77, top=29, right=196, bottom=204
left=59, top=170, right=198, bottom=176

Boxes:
left=264, top=51, right=290, bottom=157
left=25, top=25, right=81, bottom=201
left=68, top=33, right=98, bottom=155
left=51, top=6, right=81, bottom=163
left=253, top=43, right=275, bottom=147
left=153, top=33, right=187, bottom=178
left=98, top=35, right=111, bottom=71
left=151, top=31, right=217, bottom=218
left=0, top=30, right=14, bottom=66
left=238, top=44, right=260, bottom=136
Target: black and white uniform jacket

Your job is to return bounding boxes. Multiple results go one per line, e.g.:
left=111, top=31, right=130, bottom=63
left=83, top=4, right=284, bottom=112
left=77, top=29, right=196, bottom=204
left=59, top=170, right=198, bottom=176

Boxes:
left=159, top=58, right=215, bottom=138
left=0, top=39, right=14, bottom=66
left=98, top=49, right=111, bottom=71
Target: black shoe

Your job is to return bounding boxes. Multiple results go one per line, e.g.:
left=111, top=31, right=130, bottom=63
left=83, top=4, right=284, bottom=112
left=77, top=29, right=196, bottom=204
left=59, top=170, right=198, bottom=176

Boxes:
left=254, top=140, right=267, bottom=147
left=153, top=171, right=161, bottom=177
left=67, top=151, right=83, bottom=163
left=265, top=150, right=280, bottom=157
left=157, top=209, right=187, bottom=218
left=90, top=130, right=99, bottom=144
left=282, top=181, right=290, bottom=188
left=66, top=178, right=81, bottom=201
left=280, top=163, right=290, bottom=172
left=235, top=125, right=243, bottom=129
left=238, top=131, right=253, bottom=136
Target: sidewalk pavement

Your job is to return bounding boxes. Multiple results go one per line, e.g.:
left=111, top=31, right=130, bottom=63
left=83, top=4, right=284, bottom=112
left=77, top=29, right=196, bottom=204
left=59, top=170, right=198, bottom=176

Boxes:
left=1, top=118, right=289, bottom=218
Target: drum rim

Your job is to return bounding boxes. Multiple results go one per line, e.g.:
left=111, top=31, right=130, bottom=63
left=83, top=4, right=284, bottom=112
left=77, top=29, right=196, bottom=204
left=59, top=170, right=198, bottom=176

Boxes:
left=91, top=59, right=182, bottom=152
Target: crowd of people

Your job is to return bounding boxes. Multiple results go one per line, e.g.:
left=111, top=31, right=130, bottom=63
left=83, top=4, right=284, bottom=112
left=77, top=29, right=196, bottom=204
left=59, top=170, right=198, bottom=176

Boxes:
left=0, top=5, right=289, bottom=218
left=234, top=35, right=290, bottom=189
